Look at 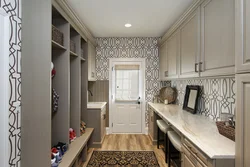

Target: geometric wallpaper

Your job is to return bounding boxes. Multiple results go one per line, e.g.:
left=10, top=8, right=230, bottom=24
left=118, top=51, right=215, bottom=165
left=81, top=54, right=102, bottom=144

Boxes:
left=95, top=38, right=236, bottom=125
left=0, top=0, right=22, bottom=167
left=170, top=77, right=236, bottom=121
left=96, top=37, right=160, bottom=126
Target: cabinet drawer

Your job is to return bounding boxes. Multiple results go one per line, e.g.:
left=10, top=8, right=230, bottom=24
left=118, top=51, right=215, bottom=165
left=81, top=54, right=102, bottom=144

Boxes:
left=182, top=146, right=207, bottom=167
left=183, top=138, right=208, bottom=166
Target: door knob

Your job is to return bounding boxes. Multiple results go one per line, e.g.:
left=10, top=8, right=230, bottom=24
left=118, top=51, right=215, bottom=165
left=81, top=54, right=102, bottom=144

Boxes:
left=137, top=97, right=141, bottom=104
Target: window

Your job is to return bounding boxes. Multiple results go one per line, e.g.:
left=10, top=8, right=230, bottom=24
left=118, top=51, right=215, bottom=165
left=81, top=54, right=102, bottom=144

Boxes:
left=115, top=65, right=139, bottom=101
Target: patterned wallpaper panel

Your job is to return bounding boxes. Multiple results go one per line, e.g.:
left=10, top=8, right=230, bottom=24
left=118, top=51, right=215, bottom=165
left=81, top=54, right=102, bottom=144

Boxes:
left=170, top=77, right=236, bottom=120
left=95, top=37, right=160, bottom=126
left=96, top=37, right=160, bottom=103
left=0, top=0, right=22, bottom=167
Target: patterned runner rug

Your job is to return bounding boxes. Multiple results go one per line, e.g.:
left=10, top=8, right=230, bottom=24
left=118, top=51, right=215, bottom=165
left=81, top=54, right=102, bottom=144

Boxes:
left=87, top=151, right=160, bottom=167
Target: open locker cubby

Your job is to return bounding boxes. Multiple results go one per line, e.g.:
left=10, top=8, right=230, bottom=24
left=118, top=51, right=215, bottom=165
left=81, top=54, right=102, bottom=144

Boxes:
left=22, top=1, right=95, bottom=166
left=81, top=38, right=87, bottom=61
left=70, top=26, right=81, bottom=138
left=51, top=6, right=70, bottom=146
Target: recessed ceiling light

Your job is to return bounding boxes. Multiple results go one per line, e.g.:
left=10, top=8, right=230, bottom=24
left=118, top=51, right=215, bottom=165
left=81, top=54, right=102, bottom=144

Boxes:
left=125, top=23, right=132, bottom=28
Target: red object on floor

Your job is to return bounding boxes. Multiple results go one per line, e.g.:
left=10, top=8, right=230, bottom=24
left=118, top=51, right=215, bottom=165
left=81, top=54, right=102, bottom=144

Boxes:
left=51, top=147, right=58, bottom=154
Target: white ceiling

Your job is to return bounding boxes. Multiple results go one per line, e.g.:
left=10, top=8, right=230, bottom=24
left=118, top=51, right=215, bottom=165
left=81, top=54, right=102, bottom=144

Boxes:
left=66, top=0, right=194, bottom=37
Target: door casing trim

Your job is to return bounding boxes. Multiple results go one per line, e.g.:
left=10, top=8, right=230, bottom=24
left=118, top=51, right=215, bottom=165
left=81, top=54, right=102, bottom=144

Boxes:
left=0, top=9, right=10, bottom=167
left=109, top=58, right=146, bottom=134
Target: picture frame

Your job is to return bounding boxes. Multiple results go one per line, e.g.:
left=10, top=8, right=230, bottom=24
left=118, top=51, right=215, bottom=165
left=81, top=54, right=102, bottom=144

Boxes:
left=183, top=85, right=200, bottom=114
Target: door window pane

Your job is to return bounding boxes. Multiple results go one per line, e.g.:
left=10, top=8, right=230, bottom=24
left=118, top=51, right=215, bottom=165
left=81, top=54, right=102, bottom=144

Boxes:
left=115, top=65, right=139, bottom=101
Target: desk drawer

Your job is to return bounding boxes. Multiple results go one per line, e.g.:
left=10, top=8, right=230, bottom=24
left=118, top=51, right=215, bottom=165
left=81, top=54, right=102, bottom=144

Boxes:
left=182, top=146, right=207, bottom=167
left=183, top=138, right=208, bottom=166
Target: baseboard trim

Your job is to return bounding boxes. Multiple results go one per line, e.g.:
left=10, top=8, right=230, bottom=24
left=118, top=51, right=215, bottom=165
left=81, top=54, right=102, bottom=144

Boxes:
left=91, top=142, right=102, bottom=148
left=106, top=127, right=110, bottom=135
left=149, top=134, right=157, bottom=145
left=145, top=127, right=148, bottom=135
left=106, top=127, right=148, bottom=135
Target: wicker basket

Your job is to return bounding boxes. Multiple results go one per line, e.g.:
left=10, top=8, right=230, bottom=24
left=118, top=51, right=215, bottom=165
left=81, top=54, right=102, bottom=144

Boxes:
left=52, top=25, right=64, bottom=46
left=70, top=40, right=76, bottom=53
left=216, top=121, right=235, bottom=141
left=159, top=87, right=177, bottom=104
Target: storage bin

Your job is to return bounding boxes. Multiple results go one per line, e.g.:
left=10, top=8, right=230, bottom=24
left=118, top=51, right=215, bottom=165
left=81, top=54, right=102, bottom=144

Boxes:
left=70, top=40, right=76, bottom=53
left=52, top=25, right=64, bottom=46
left=216, top=121, right=235, bottom=141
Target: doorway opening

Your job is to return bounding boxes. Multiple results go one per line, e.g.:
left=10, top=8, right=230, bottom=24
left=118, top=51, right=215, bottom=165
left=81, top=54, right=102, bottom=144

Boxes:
left=109, top=58, right=146, bottom=134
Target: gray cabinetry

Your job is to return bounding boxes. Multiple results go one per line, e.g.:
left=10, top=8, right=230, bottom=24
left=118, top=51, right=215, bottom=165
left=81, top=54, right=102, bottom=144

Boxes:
left=160, top=0, right=235, bottom=79
left=159, top=41, right=168, bottom=80
left=200, top=0, right=235, bottom=76
left=88, top=42, right=96, bottom=81
left=148, top=105, right=160, bottom=145
left=85, top=105, right=106, bottom=148
left=235, top=0, right=250, bottom=73
left=166, top=30, right=180, bottom=79
left=236, top=74, right=250, bottom=167
left=179, top=7, right=200, bottom=78
left=235, top=1, right=250, bottom=166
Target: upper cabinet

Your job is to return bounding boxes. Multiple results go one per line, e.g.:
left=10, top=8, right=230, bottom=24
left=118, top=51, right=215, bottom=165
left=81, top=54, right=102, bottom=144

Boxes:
left=159, top=41, right=168, bottom=80
left=167, top=30, right=180, bottom=79
left=179, top=7, right=200, bottom=78
left=235, top=74, right=250, bottom=167
left=88, top=42, right=96, bottom=81
left=159, top=0, right=235, bottom=79
left=235, top=0, right=250, bottom=73
left=200, top=0, right=235, bottom=77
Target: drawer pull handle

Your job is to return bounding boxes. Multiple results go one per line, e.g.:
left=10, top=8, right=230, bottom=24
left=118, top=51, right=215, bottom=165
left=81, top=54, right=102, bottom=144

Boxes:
left=195, top=63, right=199, bottom=72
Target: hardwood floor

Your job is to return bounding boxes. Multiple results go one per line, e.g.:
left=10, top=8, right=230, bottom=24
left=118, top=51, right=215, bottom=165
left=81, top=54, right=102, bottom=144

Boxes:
left=82, top=134, right=169, bottom=167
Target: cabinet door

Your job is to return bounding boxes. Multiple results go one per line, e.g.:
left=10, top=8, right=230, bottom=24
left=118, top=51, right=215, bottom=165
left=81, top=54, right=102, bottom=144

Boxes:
left=159, top=41, right=168, bottom=80
left=200, top=0, right=235, bottom=77
left=167, top=30, right=180, bottom=79
left=236, top=74, right=250, bottom=167
left=91, top=43, right=96, bottom=80
left=179, top=7, right=200, bottom=78
left=88, top=42, right=96, bottom=81
left=101, top=113, right=106, bottom=141
left=88, top=42, right=92, bottom=80
left=236, top=0, right=250, bottom=73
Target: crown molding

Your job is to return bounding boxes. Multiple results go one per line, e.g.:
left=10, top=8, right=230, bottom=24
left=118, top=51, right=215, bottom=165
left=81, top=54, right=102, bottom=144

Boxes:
left=53, top=0, right=96, bottom=46
left=159, top=0, right=205, bottom=46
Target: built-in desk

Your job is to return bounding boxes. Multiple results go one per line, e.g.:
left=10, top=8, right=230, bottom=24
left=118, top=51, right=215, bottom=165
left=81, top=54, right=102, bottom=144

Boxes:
left=148, top=102, right=235, bottom=167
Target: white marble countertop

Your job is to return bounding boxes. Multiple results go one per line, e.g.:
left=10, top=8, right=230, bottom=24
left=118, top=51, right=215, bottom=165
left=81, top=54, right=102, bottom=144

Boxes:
left=148, top=102, right=235, bottom=159
left=87, top=102, right=107, bottom=110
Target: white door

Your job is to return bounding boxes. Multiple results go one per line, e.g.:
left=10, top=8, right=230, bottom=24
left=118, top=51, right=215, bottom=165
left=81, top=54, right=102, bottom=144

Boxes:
left=110, top=59, right=145, bottom=133
left=0, top=9, right=9, bottom=167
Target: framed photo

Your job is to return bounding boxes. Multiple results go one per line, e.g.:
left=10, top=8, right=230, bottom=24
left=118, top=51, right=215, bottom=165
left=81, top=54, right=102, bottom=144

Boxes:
left=183, top=85, right=200, bottom=114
